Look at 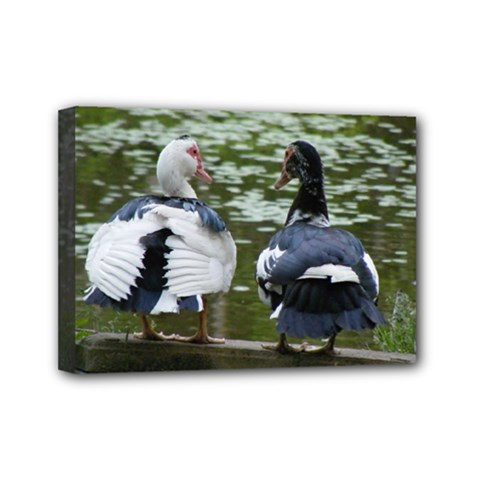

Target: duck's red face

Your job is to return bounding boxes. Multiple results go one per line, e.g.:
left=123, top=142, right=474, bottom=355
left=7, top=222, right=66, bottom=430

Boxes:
left=274, top=146, right=295, bottom=189
left=188, top=144, right=213, bottom=184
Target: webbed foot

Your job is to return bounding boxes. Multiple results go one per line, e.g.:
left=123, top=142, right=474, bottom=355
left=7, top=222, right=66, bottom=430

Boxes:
left=174, top=332, right=225, bottom=344
left=261, top=333, right=308, bottom=354
left=134, top=314, right=175, bottom=341
left=133, top=330, right=176, bottom=341
left=262, top=341, right=309, bottom=354
left=299, top=334, right=337, bottom=355
left=262, top=334, right=337, bottom=355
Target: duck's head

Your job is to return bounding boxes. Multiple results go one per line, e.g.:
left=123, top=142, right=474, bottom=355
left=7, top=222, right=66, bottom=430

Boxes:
left=274, top=140, right=324, bottom=191
left=157, top=135, right=212, bottom=197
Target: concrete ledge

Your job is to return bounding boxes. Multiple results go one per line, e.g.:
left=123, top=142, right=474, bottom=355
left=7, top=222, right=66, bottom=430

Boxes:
left=75, top=333, right=416, bottom=373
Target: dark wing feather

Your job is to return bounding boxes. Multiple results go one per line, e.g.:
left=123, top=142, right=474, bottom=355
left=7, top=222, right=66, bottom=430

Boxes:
left=263, top=224, right=365, bottom=286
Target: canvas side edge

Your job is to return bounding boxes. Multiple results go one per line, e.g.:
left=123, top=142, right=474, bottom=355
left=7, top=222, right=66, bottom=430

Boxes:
left=58, top=107, right=76, bottom=372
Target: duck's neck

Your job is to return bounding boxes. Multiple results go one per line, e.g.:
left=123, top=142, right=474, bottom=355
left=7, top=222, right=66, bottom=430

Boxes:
left=159, top=174, right=197, bottom=199
left=285, top=182, right=329, bottom=227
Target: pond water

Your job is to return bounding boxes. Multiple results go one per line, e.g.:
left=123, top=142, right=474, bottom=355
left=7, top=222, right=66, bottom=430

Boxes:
left=74, top=107, right=416, bottom=350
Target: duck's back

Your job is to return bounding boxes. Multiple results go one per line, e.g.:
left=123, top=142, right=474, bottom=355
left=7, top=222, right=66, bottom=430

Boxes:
left=256, top=222, right=384, bottom=339
left=85, top=195, right=236, bottom=315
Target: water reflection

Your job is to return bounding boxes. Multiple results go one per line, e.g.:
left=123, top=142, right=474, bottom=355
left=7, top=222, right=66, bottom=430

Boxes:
left=74, top=107, right=416, bottom=349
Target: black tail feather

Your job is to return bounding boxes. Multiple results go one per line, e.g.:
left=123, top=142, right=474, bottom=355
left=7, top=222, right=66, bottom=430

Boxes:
left=85, top=285, right=204, bottom=314
left=84, top=285, right=162, bottom=313
left=276, top=279, right=385, bottom=339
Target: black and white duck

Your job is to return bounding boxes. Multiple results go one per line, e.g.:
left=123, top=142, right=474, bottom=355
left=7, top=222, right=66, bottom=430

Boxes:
left=256, top=140, right=385, bottom=353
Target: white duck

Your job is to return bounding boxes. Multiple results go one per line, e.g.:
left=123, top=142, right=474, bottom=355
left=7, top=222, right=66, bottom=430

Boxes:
left=84, top=135, right=237, bottom=344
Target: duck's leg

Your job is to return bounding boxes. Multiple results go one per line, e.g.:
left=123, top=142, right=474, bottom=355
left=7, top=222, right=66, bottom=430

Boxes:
left=262, top=333, right=308, bottom=354
left=133, top=314, right=175, bottom=341
left=174, top=296, right=225, bottom=344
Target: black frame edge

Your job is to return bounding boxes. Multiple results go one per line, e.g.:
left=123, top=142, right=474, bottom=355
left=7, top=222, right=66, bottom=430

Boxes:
left=58, top=107, right=76, bottom=372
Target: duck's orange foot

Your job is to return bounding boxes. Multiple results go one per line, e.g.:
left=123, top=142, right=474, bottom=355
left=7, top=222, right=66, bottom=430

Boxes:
left=174, top=332, right=225, bottom=344
left=262, top=333, right=336, bottom=355
left=261, top=340, right=309, bottom=354
left=133, top=331, right=176, bottom=341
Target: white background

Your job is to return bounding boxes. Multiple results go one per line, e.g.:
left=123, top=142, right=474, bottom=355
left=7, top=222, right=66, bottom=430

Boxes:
left=1, top=1, right=479, bottom=479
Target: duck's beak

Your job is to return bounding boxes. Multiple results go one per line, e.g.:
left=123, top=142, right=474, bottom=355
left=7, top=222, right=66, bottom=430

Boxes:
left=274, top=169, right=291, bottom=190
left=274, top=147, right=293, bottom=189
left=195, top=158, right=213, bottom=184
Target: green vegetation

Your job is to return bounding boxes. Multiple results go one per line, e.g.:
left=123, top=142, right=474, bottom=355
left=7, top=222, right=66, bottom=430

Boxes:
left=374, top=290, right=416, bottom=354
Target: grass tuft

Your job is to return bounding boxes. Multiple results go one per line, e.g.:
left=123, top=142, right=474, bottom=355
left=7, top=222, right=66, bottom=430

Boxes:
left=373, top=290, right=416, bottom=354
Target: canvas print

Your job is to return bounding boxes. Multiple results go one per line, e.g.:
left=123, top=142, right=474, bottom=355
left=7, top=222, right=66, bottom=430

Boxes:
left=58, top=107, right=416, bottom=373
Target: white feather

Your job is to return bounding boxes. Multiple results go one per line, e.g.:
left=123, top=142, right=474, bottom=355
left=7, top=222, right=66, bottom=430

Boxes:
left=148, top=204, right=202, bottom=228
left=257, top=285, right=271, bottom=308
left=100, top=262, right=136, bottom=289
left=164, top=266, right=209, bottom=279
left=256, top=246, right=285, bottom=309
left=107, top=246, right=145, bottom=267
left=166, top=248, right=208, bottom=262
left=85, top=216, right=160, bottom=300
left=151, top=204, right=236, bottom=296
left=298, top=264, right=360, bottom=283
left=103, top=255, right=141, bottom=278
left=256, top=245, right=285, bottom=280
left=95, top=275, right=125, bottom=301
left=166, top=273, right=213, bottom=287
left=266, top=282, right=282, bottom=295
left=270, top=302, right=283, bottom=320
left=195, top=295, right=204, bottom=312
left=363, top=252, right=379, bottom=295
left=151, top=290, right=180, bottom=314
